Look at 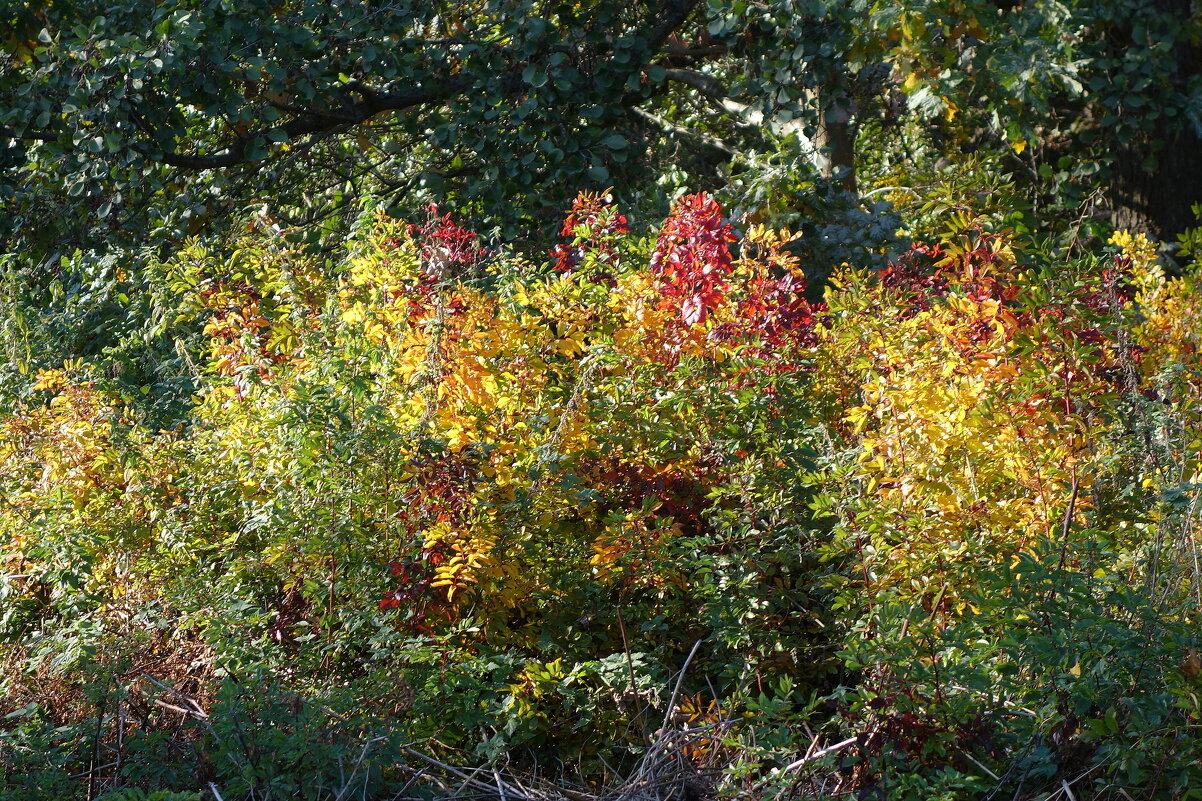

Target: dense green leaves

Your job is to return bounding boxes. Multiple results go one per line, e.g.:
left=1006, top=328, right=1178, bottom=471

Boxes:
left=5, top=0, right=1201, bottom=268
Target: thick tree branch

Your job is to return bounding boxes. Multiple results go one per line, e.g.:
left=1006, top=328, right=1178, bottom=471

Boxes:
left=661, top=41, right=728, bottom=58
left=644, top=0, right=703, bottom=54
left=159, top=78, right=472, bottom=169
left=0, top=126, right=58, bottom=142
left=660, top=68, right=769, bottom=123
left=662, top=67, right=729, bottom=99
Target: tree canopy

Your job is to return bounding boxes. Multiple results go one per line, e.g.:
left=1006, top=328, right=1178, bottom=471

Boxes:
left=5, top=0, right=1202, bottom=262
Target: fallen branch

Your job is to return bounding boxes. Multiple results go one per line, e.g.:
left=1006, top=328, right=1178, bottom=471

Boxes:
left=401, top=747, right=542, bottom=801
left=761, top=734, right=859, bottom=786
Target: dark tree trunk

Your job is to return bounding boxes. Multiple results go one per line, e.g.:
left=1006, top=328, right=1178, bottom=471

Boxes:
left=1105, top=0, right=1202, bottom=241
left=816, top=91, right=858, bottom=195
left=1109, top=126, right=1202, bottom=241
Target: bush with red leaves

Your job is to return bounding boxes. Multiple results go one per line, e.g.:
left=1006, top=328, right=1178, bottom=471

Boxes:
left=408, top=204, right=488, bottom=279
left=549, top=190, right=631, bottom=285
left=650, top=193, right=737, bottom=326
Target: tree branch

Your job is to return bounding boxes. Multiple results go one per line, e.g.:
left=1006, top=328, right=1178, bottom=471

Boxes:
left=159, top=78, right=472, bottom=169
left=662, top=41, right=729, bottom=58
left=631, top=106, right=734, bottom=155
left=660, top=68, right=770, bottom=123
left=644, top=0, right=704, bottom=55
left=662, top=67, right=729, bottom=99
left=0, top=126, right=58, bottom=143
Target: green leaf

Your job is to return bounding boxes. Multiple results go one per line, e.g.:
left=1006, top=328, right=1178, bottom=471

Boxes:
left=522, top=65, right=548, bottom=88
left=245, top=137, right=268, bottom=160
left=601, top=133, right=627, bottom=150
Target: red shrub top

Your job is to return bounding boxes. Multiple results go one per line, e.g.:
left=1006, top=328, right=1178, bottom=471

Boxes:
left=408, top=204, right=487, bottom=278
left=879, top=242, right=951, bottom=317
left=650, top=193, right=736, bottom=326
left=550, top=190, right=631, bottom=283
left=739, top=272, right=820, bottom=353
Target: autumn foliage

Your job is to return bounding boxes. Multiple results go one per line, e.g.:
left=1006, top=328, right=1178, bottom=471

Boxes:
left=1, top=194, right=1201, bottom=799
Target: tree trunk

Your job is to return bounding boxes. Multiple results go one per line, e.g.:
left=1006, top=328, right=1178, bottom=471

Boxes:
left=816, top=93, right=858, bottom=195
left=1109, top=126, right=1202, bottom=241
left=1105, top=0, right=1202, bottom=242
